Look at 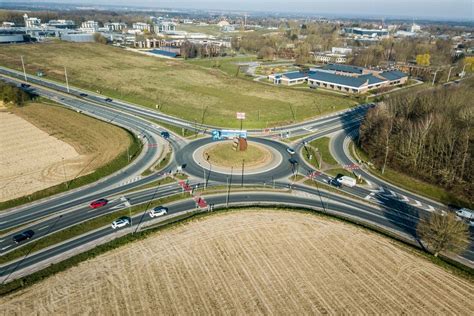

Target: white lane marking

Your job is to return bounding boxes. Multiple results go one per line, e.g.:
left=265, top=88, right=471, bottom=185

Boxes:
left=38, top=226, right=49, bottom=231
left=1, top=245, right=12, bottom=251
left=389, top=190, right=398, bottom=198
left=364, top=192, right=375, bottom=200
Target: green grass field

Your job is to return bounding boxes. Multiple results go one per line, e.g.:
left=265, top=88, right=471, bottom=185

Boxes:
left=0, top=42, right=355, bottom=128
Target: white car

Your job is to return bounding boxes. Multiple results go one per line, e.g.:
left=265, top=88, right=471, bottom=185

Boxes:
left=111, top=217, right=130, bottom=229
left=286, top=147, right=296, bottom=155
left=149, top=206, right=168, bottom=218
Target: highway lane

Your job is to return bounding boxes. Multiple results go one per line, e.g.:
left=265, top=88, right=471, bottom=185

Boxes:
left=0, top=182, right=187, bottom=254
left=1, top=189, right=448, bottom=282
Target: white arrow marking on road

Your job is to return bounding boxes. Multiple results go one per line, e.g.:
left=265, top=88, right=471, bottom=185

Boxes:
left=389, top=190, right=398, bottom=198
left=370, top=186, right=385, bottom=194
left=411, top=200, right=422, bottom=207
left=364, top=192, right=375, bottom=200
left=426, top=205, right=436, bottom=212
left=1, top=245, right=12, bottom=251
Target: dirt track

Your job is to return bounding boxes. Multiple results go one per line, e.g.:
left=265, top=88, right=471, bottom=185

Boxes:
left=1, top=210, right=473, bottom=314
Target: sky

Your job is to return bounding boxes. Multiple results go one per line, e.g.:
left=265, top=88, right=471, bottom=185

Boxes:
left=10, top=0, right=474, bottom=21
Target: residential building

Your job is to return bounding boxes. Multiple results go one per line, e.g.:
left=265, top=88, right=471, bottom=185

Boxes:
left=105, top=22, right=127, bottom=32
left=80, top=21, right=99, bottom=33
left=315, top=52, right=347, bottom=64
left=23, top=14, right=41, bottom=28
left=154, top=21, right=176, bottom=33
left=133, top=22, right=151, bottom=32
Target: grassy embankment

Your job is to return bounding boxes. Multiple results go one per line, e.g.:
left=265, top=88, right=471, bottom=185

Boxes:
left=0, top=101, right=140, bottom=211
left=0, top=42, right=356, bottom=129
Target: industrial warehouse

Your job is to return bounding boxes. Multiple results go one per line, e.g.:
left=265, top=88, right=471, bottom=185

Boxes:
left=269, top=64, right=408, bottom=94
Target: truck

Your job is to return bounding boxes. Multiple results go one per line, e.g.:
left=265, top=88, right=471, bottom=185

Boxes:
left=336, top=176, right=357, bottom=187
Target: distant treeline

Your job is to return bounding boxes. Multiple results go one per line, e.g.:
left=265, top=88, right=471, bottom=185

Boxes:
left=0, top=81, right=34, bottom=106
left=359, top=79, right=474, bottom=202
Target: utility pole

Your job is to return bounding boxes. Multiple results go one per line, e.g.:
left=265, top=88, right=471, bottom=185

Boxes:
left=20, top=56, right=27, bottom=82
left=446, top=66, right=455, bottom=82
left=64, top=66, right=70, bottom=93
left=432, top=68, right=439, bottom=86
left=241, top=159, right=245, bottom=187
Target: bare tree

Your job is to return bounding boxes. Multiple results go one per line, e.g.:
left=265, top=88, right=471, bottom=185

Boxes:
left=417, top=212, right=469, bottom=257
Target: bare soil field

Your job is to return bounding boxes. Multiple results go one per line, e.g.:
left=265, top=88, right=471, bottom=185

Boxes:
left=0, top=42, right=355, bottom=128
left=0, top=103, right=130, bottom=201
left=2, top=210, right=473, bottom=315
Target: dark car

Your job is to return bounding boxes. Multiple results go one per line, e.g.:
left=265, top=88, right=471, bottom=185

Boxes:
left=289, top=158, right=299, bottom=165
left=12, top=230, right=35, bottom=244
left=79, top=93, right=88, bottom=97
left=90, top=198, right=108, bottom=209
left=328, top=178, right=342, bottom=188
left=20, top=83, right=31, bottom=88
left=160, top=131, right=170, bottom=139
left=104, top=98, right=113, bottom=102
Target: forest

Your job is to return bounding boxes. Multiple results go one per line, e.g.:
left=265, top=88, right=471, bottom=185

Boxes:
left=359, top=79, right=473, bottom=204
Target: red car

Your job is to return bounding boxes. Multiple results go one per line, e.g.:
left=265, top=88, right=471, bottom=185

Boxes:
left=90, top=198, right=108, bottom=209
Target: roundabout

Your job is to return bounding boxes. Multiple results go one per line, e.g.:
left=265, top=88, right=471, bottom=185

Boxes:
left=175, top=137, right=295, bottom=183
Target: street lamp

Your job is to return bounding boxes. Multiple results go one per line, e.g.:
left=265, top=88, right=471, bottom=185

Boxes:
left=446, top=66, right=455, bottom=83
left=432, top=68, right=440, bottom=86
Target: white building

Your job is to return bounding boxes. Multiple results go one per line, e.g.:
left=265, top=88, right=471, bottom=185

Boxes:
left=80, top=21, right=99, bottom=33
left=23, top=14, right=41, bottom=28
left=315, top=52, right=348, bottom=64
left=331, top=47, right=352, bottom=55
left=47, top=20, right=75, bottom=29
left=1, top=22, right=15, bottom=28
left=154, top=21, right=176, bottom=33
left=133, top=22, right=151, bottom=32
left=410, top=23, right=421, bottom=33
left=217, top=20, right=230, bottom=27
left=105, top=22, right=127, bottom=32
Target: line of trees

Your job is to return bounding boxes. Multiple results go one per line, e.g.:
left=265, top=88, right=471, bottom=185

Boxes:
left=0, top=82, right=34, bottom=107
left=359, top=79, right=474, bottom=203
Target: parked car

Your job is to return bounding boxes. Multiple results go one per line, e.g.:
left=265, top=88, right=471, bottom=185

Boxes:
left=111, top=217, right=130, bottom=229
left=90, top=198, right=108, bottom=209
left=12, top=230, right=35, bottom=244
left=104, top=98, right=113, bottom=102
left=150, top=206, right=168, bottom=218
left=286, top=147, right=296, bottom=155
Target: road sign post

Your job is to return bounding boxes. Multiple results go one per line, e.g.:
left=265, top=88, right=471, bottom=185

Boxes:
left=236, top=112, right=245, bottom=130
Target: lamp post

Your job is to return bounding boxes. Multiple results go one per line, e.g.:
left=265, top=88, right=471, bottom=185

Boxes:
left=446, top=66, right=455, bottom=83
left=432, top=68, right=439, bottom=86
left=20, top=56, right=27, bottom=82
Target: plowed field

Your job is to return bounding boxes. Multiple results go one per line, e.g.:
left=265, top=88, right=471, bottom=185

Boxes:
left=2, top=210, right=473, bottom=314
